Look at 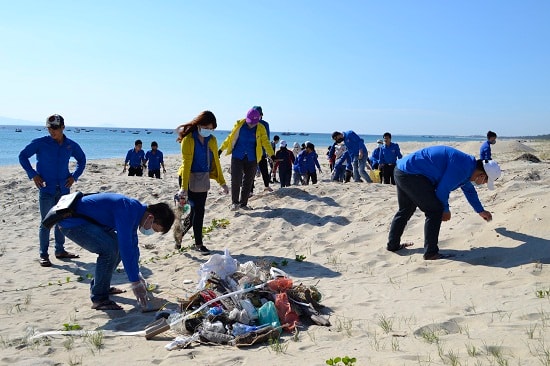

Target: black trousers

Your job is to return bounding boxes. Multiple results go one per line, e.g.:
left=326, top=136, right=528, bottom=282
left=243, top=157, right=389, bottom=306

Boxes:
left=128, top=166, right=143, bottom=176
left=387, top=168, right=443, bottom=258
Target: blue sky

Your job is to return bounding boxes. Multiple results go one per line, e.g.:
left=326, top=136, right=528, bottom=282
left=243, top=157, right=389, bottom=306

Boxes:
left=1, top=1, right=548, bottom=136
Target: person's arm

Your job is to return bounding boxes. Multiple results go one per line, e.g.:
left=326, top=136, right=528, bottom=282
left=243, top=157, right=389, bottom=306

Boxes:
left=396, top=144, right=403, bottom=159
left=19, top=142, right=39, bottom=181
left=123, top=150, right=130, bottom=172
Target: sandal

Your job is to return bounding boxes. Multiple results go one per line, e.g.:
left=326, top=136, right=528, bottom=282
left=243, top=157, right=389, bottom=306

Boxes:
left=387, top=242, right=414, bottom=252
left=109, top=287, right=126, bottom=295
left=39, top=256, right=52, bottom=267
left=91, top=300, right=123, bottom=311
left=55, top=251, right=80, bottom=259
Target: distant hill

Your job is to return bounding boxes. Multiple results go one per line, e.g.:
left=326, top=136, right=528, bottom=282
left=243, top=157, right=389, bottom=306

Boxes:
left=0, top=116, right=40, bottom=126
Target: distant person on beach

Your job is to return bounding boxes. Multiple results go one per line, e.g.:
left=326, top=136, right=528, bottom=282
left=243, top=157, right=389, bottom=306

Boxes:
left=219, top=107, right=274, bottom=211
left=269, top=134, right=280, bottom=182
left=480, top=130, right=497, bottom=160
left=175, top=111, right=229, bottom=254
left=272, top=140, right=295, bottom=187
left=144, top=141, right=166, bottom=179
left=386, top=146, right=501, bottom=260
left=379, top=132, right=403, bottom=185
left=253, top=106, right=274, bottom=192
left=123, top=139, right=145, bottom=176
left=292, top=142, right=303, bottom=185
left=331, top=131, right=372, bottom=183
left=57, top=193, right=175, bottom=310
left=19, top=114, right=86, bottom=267
left=370, top=139, right=383, bottom=170
left=297, top=142, right=322, bottom=185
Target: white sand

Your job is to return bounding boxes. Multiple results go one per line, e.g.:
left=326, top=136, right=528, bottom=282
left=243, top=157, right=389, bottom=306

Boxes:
left=1, top=140, right=549, bottom=365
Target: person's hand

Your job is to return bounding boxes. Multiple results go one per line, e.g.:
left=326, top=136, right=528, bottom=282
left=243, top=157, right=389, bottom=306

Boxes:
left=131, top=280, right=148, bottom=309
left=122, top=166, right=127, bottom=173
left=163, top=168, right=166, bottom=173
left=442, top=212, right=452, bottom=221
left=319, top=169, right=323, bottom=174
left=32, top=175, right=45, bottom=189
left=479, top=210, right=493, bottom=222
left=221, top=184, right=229, bottom=195
left=64, top=176, right=75, bottom=188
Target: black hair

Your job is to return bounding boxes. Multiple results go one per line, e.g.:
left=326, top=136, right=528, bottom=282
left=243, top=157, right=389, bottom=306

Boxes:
left=273, top=135, right=280, bottom=141
left=135, top=139, right=143, bottom=146
left=331, top=131, right=342, bottom=140
left=487, top=131, right=497, bottom=139
left=151, top=141, right=158, bottom=147
left=147, top=202, right=175, bottom=234
left=475, top=159, right=485, bottom=172
left=383, top=132, right=392, bottom=139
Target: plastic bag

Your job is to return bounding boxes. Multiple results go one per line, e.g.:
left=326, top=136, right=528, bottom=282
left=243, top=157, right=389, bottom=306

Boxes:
left=275, top=292, right=299, bottom=332
left=197, top=248, right=238, bottom=289
left=258, top=301, right=281, bottom=332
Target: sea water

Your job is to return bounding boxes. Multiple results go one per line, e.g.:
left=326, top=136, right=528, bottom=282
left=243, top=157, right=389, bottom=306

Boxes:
left=2, top=124, right=483, bottom=167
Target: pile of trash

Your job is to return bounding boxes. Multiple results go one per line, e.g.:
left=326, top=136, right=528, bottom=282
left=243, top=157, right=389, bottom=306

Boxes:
left=145, top=249, right=330, bottom=350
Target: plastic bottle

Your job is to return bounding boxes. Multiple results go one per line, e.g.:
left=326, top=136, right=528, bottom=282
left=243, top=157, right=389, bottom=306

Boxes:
left=199, top=329, right=234, bottom=344
left=165, top=332, right=200, bottom=351
left=231, top=322, right=268, bottom=336
left=182, top=203, right=191, bottom=215
left=207, top=306, right=224, bottom=316
left=202, top=320, right=225, bottom=333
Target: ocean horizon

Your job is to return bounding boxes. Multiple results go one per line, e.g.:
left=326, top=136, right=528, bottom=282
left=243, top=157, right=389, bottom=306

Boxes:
left=4, top=124, right=486, bottom=167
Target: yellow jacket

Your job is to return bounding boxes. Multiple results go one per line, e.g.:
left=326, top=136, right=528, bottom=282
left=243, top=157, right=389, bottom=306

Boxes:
left=219, top=119, right=274, bottom=162
left=178, top=133, right=226, bottom=190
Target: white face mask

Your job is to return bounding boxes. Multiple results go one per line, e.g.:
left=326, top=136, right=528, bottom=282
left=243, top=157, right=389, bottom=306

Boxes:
left=199, top=128, right=213, bottom=137
left=139, top=216, right=155, bottom=235
left=139, top=226, right=155, bottom=235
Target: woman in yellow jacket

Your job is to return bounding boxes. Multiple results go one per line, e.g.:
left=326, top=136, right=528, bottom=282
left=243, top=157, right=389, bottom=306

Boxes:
left=219, top=108, right=274, bottom=211
left=175, top=111, right=229, bottom=254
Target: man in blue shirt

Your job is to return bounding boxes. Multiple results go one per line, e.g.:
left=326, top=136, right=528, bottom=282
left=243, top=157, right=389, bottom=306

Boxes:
left=386, top=146, right=501, bottom=260
left=331, top=130, right=372, bottom=183
left=19, top=114, right=87, bottom=267
left=379, top=132, right=403, bottom=185
left=144, top=141, right=166, bottom=179
left=59, top=193, right=175, bottom=311
left=480, top=130, right=497, bottom=160
left=123, top=139, right=145, bottom=176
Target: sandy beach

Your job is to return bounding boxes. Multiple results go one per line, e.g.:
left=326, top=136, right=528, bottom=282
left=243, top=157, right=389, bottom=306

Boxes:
left=1, top=139, right=549, bottom=366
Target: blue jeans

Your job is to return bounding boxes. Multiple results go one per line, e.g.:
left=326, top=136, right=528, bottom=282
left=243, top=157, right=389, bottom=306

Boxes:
left=60, top=223, right=120, bottom=303
left=39, top=188, right=65, bottom=257
left=387, top=168, right=444, bottom=258
left=352, top=156, right=373, bottom=183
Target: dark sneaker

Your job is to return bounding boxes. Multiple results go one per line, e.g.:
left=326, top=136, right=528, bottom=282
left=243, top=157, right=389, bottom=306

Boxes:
left=193, top=245, right=211, bottom=255
left=239, top=204, right=253, bottom=211
left=39, top=256, right=52, bottom=267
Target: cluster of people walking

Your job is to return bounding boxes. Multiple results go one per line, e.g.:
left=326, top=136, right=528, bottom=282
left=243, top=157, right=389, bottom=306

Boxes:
left=18, top=111, right=502, bottom=311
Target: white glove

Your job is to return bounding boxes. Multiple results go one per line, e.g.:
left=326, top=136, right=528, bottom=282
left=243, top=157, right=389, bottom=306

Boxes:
left=131, top=281, right=148, bottom=309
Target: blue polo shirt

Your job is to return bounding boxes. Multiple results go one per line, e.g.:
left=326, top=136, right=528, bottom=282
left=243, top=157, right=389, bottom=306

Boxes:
left=479, top=141, right=492, bottom=160
left=19, top=135, right=86, bottom=195
left=380, top=142, right=403, bottom=164
left=190, top=131, right=213, bottom=173
left=145, top=149, right=164, bottom=170
left=232, top=124, right=257, bottom=160
left=60, top=193, right=147, bottom=283
left=342, top=131, right=367, bottom=158
left=125, top=148, right=145, bottom=167
left=397, top=146, right=484, bottom=213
